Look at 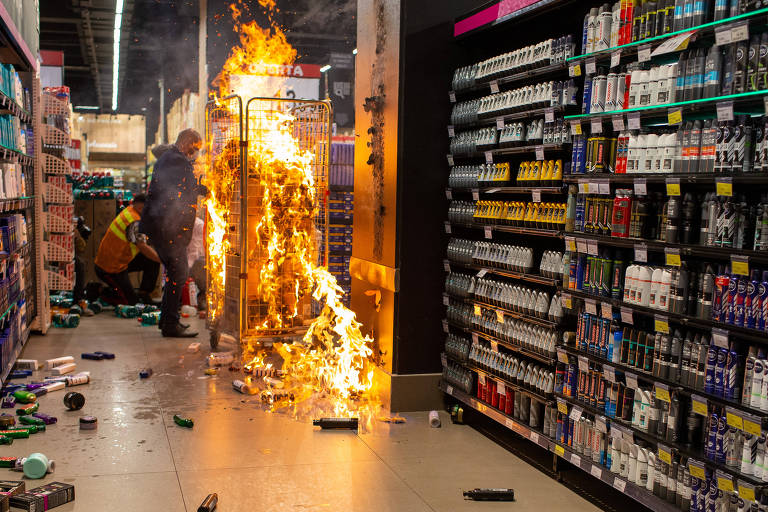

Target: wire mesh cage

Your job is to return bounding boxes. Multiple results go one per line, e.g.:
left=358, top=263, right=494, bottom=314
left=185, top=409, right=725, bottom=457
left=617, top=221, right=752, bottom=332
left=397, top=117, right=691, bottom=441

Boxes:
left=205, top=95, right=331, bottom=347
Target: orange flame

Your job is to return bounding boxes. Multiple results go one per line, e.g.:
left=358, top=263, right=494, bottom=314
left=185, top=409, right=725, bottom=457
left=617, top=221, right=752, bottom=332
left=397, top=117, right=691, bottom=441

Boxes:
left=205, top=4, right=377, bottom=417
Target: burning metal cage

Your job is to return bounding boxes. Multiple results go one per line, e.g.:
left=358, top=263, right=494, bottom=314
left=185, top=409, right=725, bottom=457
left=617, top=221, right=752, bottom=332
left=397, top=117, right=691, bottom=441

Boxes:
left=205, top=95, right=332, bottom=349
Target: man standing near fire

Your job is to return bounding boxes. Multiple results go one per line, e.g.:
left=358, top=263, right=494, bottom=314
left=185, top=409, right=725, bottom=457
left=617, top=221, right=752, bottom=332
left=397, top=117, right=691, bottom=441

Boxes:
left=141, top=129, right=207, bottom=338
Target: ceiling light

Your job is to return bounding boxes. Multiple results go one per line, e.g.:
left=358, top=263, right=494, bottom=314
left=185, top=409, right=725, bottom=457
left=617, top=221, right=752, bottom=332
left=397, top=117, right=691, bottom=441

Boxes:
left=352, top=48, right=357, bottom=55
left=112, top=0, right=124, bottom=111
left=320, top=65, right=331, bottom=73
left=74, top=106, right=100, bottom=110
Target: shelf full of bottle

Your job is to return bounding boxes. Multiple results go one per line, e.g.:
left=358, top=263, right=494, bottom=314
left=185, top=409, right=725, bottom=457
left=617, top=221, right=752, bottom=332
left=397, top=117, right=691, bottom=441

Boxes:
left=447, top=161, right=568, bottom=191
left=572, top=1, right=768, bottom=65
left=555, top=320, right=768, bottom=488
left=447, top=196, right=568, bottom=237
left=565, top=18, right=768, bottom=124
left=449, top=117, right=573, bottom=157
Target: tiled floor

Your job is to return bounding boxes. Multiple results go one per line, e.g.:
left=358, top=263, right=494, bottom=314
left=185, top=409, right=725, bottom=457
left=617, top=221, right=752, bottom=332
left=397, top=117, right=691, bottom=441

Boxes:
left=2, top=313, right=602, bottom=511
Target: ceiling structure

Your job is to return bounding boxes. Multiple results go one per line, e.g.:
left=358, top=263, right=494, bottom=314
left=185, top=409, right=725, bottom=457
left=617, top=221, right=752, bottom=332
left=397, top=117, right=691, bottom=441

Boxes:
left=40, top=0, right=356, bottom=140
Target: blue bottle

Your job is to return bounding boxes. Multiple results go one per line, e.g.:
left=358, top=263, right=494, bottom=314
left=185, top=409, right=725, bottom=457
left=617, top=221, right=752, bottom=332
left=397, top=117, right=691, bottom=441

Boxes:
left=747, top=269, right=760, bottom=329
left=714, top=348, right=728, bottom=397
left=704, top=345, right=718, bottom=394
left=706, top=414, right=718, bottom=459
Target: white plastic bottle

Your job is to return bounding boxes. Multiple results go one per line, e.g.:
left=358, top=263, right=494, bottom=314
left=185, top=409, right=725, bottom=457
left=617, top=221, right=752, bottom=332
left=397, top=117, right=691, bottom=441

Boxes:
left=658, top=269, right=672, bottom=312
left=636, top=134, right=648, bottom=173
left=637, top=266, right=652, bottom=307
left=645, top=134, right=659, bottom=173
left=650, top=267, right=663, bottom=309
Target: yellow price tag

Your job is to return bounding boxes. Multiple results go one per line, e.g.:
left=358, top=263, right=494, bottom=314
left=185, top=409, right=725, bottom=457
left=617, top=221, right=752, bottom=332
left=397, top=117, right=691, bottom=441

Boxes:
left=655, top=318, right=670, bottom=334
left=655, top=385, right=671, bottom=403
left=658, top=447, right=672, bottom=465
left=555, top=444, right=565, bottom=457
left=739, top=484, right=756, bottom=503
left=573, top=64, right=582, bottom=77
left=496, top=310, right=504, bottom=323
left=571, top=122, right=582, bottom=136
left=732, top=259, right=749, bottom=277
left=744, top=417, right=762, bottom=436
left=716, top=181, right=733, bottom=197
left=726, top=411, right=744, bottom=430
left=688, top=464, right=706, bottom=480
left=692, top=399, right=708, bottom=416
left=567, top=240, right=576, bottom=252
left=583, top=182, right=590, bottom=193
left=717, top=476, right=734, bottom=492
left=666, top=183, right=681, bottom=196
left=665, top=252, right=681, bottom=267
left=668, top=109, right=682, bottom=125
left=557, top=401, right=568, bottom=414
left=474, top=304, right=482, bottom=317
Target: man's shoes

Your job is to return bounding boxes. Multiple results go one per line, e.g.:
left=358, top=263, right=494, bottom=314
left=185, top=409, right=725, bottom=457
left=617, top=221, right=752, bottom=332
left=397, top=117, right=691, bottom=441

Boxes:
left=137, top=292, right=161, bottom=306
left=161, top=323, right=198, bottom=338
left=157, top=319, right=189, bottom=329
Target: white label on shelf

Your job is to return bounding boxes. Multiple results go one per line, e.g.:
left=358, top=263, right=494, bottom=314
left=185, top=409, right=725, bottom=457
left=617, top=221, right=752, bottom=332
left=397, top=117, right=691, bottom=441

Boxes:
left=446, top=384, right=454, bottom=395
left=634, top=178, right=647, bottom=196
left=601, top=302, right=612, bottom=320
left=447, top=154, right=454, bottom=166
left=472, top=189, right=480, bottom=201
left=625, top=372, right=638, bottom=390
left=532, top=189, right=542, bottom=203
left=445, top=189, right=452, bottom=200
left=505, top=418, right=515, bottom=429
left=443, top=295, right=450, bottom=306
left=591, top=118, right=602, bottom=134
left=535, top=145, right=545, bottom=161
left=595, top=415, right=608, bottom=433
left=565, top=236, right=577, bottom=252
left=497, top=381, right=505, bottom=395
left=712, top=328, right=729, bottom=349
left=478, top=374, right=486, bottom=385
left=448, top=125, right=455, bottom=137
left=490, top=80, right=500, bottom=94
left=638, top=44, right=652, bottom=63
left=715, top=26, right=732, bottom=46
left=476, top=268, right=488, bottom=278
left=571, top=453, right=582, bottom=467
left=621, top=307, right=634, bottom=325
left=717, top=101, right=734, bottom=122
left=441, top=353, right=447, bottom=367
left=529, top=431, right=539, bottom=444
left=591, top=465, right=603, bottom=479
left=578, top=180, right=588, bottom=194
left=444, top=222, right=452, bottom=234
left=731, top=22, right=749, bottom=43
left=612, top=115, right=625, bottom=132
left=484, top=226, right=492, bottom=239
left=613, top=477, right=626, bottom=492
left=545, top=108, right=555, bottom=124
left=496, top=117, right=505, bottom=130
left=603, top=365, right=616, bottom=383
left=561, top=293, right=572, bottom=309
left=586, top=58, right=597, bottom=76
left=449, top=91, right=456, bottom=103
left=611, top=50, right=621, bottom=69
left=598, top=180, right=611, bottom=195
left=585, top=299, right=597, bottom=316
left=442, top=320, right=449, bottom=333
left=634, top=244, right=648, bottom=263
left=628, top=112, right=641, bottom=130
left=485, top=151, right=493, bottom=164
left=587, top=239, right=599, bottom=256
left=578, top=355, right=590, bottom=372
left=557, top=348, right=570, bottom=364
left=576, top=238, right=588, bottom=254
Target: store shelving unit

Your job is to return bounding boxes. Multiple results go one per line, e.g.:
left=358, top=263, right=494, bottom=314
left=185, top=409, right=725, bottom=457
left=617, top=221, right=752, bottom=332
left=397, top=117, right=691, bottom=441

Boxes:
left=442, top=1, right=768, bottom=509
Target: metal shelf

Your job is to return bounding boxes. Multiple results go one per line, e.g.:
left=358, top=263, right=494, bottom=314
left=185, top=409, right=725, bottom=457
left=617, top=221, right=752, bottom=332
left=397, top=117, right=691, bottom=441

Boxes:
left=445, top=260, right=560, bottom=288
left=452, top=105, right=571, bottom=130
left=448, top=185, right=564, bottom=195
left=440, top=381, right=682, bottom=512
left=469, top=362, right=551, bottom=403
left=0, top=300, right=28, bottom=389
left=445, top=318, right=557, bottom=366
left=559, top=286, right=768, bottom=346
left=557, top=344, right=768, bottom=426
left=452, top=62, right=568, bottom=99
left=563, top=172, right=768, bottom=185
left=448, top=221, right=563, bottom=239
left=450, top=142, right=571, bottom=160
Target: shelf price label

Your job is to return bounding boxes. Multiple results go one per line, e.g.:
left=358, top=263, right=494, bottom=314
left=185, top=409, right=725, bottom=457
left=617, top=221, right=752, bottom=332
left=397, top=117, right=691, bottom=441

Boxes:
left=443, top=295, right=450, bottom=306
left=654, top=382, right=671, bottom=403
left=447, top=125, right=455, bottom=138
left=578, top=180, right=589, bottom=194
left=621, top=307, right=634, bottom=325
left=442, top=319, right=449, bottom=333
left=668, top=108, right=683, bottom=125
left=612, top=477, right=626, bottom=493
left=449, top=91, right=456, bottom=103
left=691, top=394, right=708, bottom=416
left=576, top=238, right=588, bottom=254
left=557, top=348, right=570, bottom=364
left=444, top=222, right=452, bottom=234
left=612, top=115, right=625, bottom=131
left=601, top=302, right=612, bottom=320
left=716, top=177, right=733, bottom=197
left=555, top=444, right=565, bottom=457
left=730, top=22, right=749, bottom=43
left=569, top=63, right=582, bottom=77
left=443, top=259, right=451, bottom=272
left=603, top=365, right=616, bottom=383
left=561, top=293, right=573, bottom=310
left=590, top=118, right=602, bottom=134
left=577, top=355, right=589, bottom=372
left=587, top=239, right=599, bottom=256
left=484, top=226, right=492, bottom=239
left=529, top=430, right=539, bottom=444
left=445, top=189, right=452, bottom=200
left=590, top=465, right=602, bottom=479
left=688, top=459, right=706, bottom=480
left=715, top=25, right=732, bottom=46
left=571, top=120, right=582, bottom=136
left=716, top=101, right=734, bottom=122
left=628, top=112, right=641, bottom=130
left=472, top=189, right=480, bottom=201
left=496, top=310, right=504, bottom=324
left=496, top=380, right=505, bottom=395
left=743, top=413, right=762, bottom=436
left=447, top=154, right=454, bottom=166
left=585, top=299, right=598, bottom=316
left=712, top=328, right=729, bottom=348
left=638, top=44, right=652, bottom=63
left=634, top=178, right=647, bottom=196
left=490, top=80, right=500, bottom=94
left=535, top=145, right=545, bottom=161
left=716, top=471, right=735, bottom=492
left=496, top=117, right=505, bottom=130
left=532, top=189, right=542, bottom=203
left=634, top=244, right=648, bottom=263
left=571, top=453, right=582, bottom=467
left=655, top=315, right=670, bottom=334
left=476, top=268, right=488, bottom=278
left=610, top=50, right=622, bottom=69
left=585, top=58, right=597, bottom=76
left=485, top=151, right=493, bottom=164
left=595, top=415, right=608, bottom=433
left=565, top=236, right=577, bottom=252
left=545, top=108, right=555, bottom=124
left=666, top=178, right=681, bottom=196
left=490, top=341, right=499, bottom=352
left=739, top=482, right=756, bottom=503
left=445, top=384, right=454, bottom=395
left=665, top=248, right=682, bottom=267
left=625, top=372, right=638, bottom=390
left=731, top=255, right=749, bottom=276
left=569, top=405, right=583, bottom=422
left=474, top=304, right=482, bottom=317
left=557, top=398, right=569, bottom=414
left=657, top=444, right=673, bottom=465
left=726, top=407, right=744, bottom=430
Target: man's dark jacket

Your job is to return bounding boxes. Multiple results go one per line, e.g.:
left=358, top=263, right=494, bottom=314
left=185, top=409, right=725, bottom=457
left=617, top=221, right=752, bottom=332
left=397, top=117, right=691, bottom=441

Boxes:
left=141, top=146, right=206, bottom=248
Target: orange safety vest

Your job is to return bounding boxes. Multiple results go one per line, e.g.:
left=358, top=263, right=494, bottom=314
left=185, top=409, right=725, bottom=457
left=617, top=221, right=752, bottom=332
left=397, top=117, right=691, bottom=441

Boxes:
left=94, top=205, right=142, bottom=274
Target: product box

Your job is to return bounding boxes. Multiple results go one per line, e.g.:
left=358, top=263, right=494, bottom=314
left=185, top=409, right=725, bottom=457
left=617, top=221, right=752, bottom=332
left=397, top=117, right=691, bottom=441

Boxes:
left=10, top=481, right=74, bottom=511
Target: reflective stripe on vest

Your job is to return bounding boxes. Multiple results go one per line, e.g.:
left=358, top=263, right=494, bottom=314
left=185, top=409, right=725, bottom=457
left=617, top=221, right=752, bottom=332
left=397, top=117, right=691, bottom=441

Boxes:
left=108, top=208, right=139, bottom=256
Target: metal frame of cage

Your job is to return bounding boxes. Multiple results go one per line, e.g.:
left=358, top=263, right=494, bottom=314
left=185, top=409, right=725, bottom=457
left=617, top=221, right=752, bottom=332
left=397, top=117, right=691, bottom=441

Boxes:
left=205, top=95, right=332, bottom=349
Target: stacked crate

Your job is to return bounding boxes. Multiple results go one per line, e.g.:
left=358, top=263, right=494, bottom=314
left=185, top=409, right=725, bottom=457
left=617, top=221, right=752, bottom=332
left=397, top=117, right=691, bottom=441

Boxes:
left=41, top=89, right=74, bottom=291
left=327, top=141, right=353, bottom=306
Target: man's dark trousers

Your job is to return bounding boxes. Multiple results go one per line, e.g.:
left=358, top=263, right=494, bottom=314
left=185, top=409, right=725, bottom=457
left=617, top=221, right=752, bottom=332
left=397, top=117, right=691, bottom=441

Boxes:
left=155, top=238, right=188, bottom=330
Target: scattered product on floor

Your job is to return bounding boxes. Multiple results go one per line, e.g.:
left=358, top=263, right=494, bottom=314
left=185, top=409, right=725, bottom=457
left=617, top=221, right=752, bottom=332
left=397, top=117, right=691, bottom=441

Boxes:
left=378, top=416, right=406, bottom=424
left=80, top=352, right=102, bottom=360
left=173, top=415, right=194, bottom=428
left=94, top=351, right=114, bottom=359
left=208, top=352, right=234, bottom=367
left=63, top=391, right=85, bottom=410
left=78, top=416, right=97, bottom=430
left=14, top=360, right=38, bottom=371
left=232, top=379, right=256, bottom=394
left=197, top=493, right=218, bottom=512
left=17, top=452, right=54, bottom=479
left=11, top=481, right=75, bottom=510
left=462, top=488, right=515, bottom=501
left=46, top=357, right=74, bottom=369
left=187, top=342, right=200, bottom=353
left=204, top=368, right=218, bottom=376
left=312, top=417, right=358, bottom=430
left=139, top=368, right=152, bottom=378
left=429, top=410, right=441, bottom=428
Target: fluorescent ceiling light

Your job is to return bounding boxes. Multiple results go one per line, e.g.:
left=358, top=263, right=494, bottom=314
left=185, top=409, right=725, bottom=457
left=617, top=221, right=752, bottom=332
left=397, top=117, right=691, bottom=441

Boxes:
left=112, top=0, right=124, bottom=111
left=74, top=106, right=100, bottom=110
left=320, top=65, right=331, bottom=73
left=352, top=48, right=357, bottom=55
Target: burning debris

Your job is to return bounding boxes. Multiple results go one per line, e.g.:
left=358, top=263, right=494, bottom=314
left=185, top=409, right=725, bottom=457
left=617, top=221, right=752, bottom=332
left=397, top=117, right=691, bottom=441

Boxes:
left=204, top=3, right=377, bottom=420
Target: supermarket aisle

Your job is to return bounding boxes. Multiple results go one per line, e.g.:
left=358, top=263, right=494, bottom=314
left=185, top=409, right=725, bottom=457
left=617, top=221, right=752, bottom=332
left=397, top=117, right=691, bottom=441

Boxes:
left=6, top=314, right=601, bottom=512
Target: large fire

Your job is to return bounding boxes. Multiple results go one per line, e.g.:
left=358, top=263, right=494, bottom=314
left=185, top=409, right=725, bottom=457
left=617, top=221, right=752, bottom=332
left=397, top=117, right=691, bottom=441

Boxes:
left=204, top=3, right=376, bottom=417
